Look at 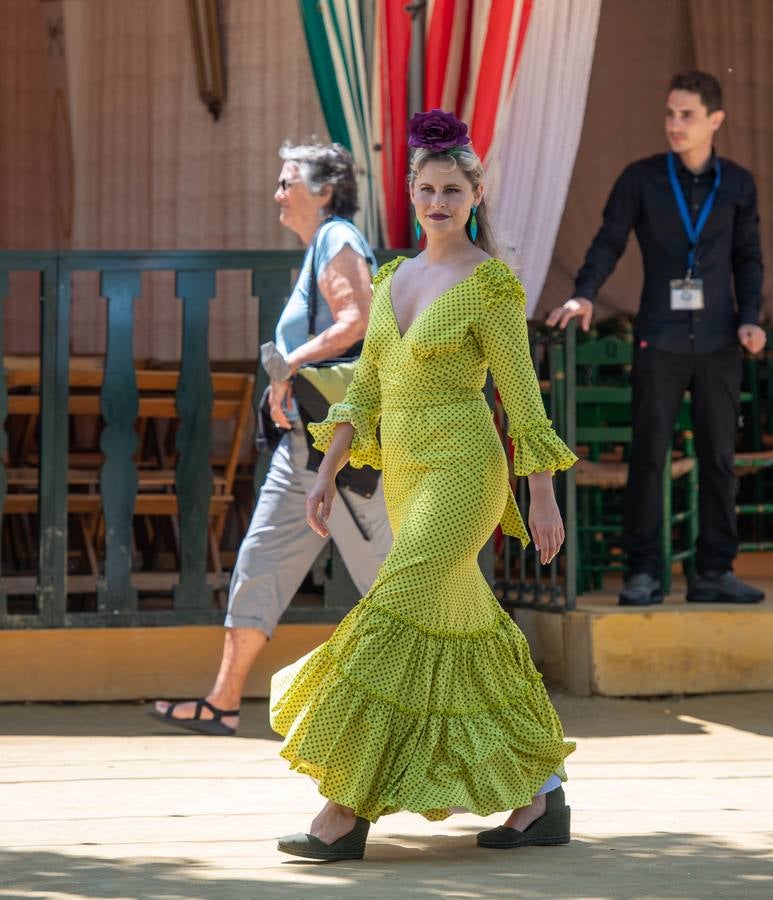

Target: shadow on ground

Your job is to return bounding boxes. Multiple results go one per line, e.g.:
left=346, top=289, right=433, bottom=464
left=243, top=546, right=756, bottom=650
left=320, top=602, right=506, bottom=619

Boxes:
left=3, top=692, right=772, bottom=740
left=0, top=700, right=282, bottom=742
left=551, top=690, right=773, bottom=740
left=1, top=833, right=772, bottom=899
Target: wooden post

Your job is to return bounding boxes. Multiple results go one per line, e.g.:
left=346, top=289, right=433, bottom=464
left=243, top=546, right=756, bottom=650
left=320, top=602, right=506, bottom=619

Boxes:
left=37, top=261, right=69, bottom=626
left=98, top=271, right=141, bottom=614
left=0, top=269, right=9, bottom=620
left=251, top=266, right=293, bottom=495
left=564, top=322, right=577, bottom=609
left=174, top=270, right=215, bottom=611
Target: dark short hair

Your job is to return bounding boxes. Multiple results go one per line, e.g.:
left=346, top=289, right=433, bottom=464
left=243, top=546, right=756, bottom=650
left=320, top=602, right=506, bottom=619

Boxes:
left=279, top=141, right=359, bottom=219
left=669, top=70, right=723, bottom=114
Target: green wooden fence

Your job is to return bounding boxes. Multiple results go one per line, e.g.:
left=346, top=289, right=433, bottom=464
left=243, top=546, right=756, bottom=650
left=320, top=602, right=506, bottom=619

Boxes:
left=0, top=251, right=577, bottom=629
left=1, top=251, right=315, bottom=628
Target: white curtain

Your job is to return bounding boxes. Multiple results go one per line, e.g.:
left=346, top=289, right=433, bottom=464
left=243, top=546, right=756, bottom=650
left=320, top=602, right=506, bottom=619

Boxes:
left=486, top=0, right=601, bottom=316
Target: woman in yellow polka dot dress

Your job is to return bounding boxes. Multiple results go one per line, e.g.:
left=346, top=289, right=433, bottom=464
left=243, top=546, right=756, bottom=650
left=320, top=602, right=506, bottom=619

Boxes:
left=271, top=110, right=578, bottom=861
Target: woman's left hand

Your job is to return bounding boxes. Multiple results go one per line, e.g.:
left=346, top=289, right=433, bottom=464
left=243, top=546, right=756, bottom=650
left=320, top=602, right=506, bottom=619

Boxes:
left=306, top=472, right=337, bottom=538
left=527, top=478, right=565, bottom=566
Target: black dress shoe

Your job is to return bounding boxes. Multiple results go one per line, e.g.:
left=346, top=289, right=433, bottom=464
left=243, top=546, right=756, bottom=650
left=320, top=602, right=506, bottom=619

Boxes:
left=619, top=572, right=663, bottom=606
left=687, top=570, right=765, bottom=604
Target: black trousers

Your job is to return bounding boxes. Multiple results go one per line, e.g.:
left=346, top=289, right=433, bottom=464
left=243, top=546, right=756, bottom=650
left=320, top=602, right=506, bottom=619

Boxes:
left=623, top=343, right=742, bottom=577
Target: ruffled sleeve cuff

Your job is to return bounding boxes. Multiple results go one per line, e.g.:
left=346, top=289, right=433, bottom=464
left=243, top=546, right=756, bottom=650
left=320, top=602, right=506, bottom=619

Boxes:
left=307, top=402, right=382, bottom=470
left=510, top=418, right=577, bottom=477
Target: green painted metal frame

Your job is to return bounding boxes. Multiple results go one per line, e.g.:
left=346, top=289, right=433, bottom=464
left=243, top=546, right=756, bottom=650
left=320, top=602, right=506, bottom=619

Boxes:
left=0, top=267, right=8, bottom=617
left=492, top=324, right=577, bottom=613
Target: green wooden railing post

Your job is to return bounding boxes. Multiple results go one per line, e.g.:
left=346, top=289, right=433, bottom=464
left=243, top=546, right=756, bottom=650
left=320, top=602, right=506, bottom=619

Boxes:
left=251, top=267, right=292, bottom=495
left=564, top=322, right=577, bottom=608
left=37, top=260, right=70, bottom=626
left=174, top=270, right=215, bottom=610
left=662, top=447, right=673, bottom=595
left=685, top=432, right=698, bottom=579
left=550, top=332, right=576, bottom=608
left=97, top=271, right=141, bottom=614
left=0, top=269, right=9, bottom=620
left=327, top=544, right=360, bottom=611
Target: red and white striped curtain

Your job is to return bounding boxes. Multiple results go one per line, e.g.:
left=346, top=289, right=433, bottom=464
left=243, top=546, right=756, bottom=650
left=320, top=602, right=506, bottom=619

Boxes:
left=372, top=0, right=533, bottom=248
left=424, top=0, right=532, bottom=163
left=487, top=0, right=601, bottom=314
left=371, top=2, right=413, bottom=247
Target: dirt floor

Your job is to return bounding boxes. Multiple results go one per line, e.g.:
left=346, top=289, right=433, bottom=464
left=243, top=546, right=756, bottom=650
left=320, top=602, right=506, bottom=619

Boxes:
left=1, top=691, right=771, bottom=899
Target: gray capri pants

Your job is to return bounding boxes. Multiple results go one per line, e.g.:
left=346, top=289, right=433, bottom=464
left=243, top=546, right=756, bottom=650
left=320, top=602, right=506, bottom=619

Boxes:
left=224, top=420, right=392, bottom=636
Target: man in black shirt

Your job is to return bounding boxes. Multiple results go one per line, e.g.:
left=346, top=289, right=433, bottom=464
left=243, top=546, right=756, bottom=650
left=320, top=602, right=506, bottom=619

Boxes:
left=548, top=70, right=765, bottom=606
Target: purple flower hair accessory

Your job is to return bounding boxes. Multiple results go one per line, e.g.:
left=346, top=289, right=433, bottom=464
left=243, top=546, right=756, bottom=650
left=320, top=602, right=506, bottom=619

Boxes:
left=407, top=108, right=471, bottom=152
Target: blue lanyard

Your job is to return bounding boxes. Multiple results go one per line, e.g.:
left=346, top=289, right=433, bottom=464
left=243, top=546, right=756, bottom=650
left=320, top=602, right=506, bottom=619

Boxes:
left=667, top=151, right=721, bottom=275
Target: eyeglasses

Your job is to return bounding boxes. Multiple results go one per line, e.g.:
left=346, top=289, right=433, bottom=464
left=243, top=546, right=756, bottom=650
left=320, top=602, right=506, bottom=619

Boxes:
left=276, top=178, right=300, bottom=193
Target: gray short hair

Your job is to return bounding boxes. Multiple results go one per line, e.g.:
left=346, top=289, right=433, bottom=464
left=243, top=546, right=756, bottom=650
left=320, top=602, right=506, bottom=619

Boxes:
left=279, top=141, right=359, bottom=219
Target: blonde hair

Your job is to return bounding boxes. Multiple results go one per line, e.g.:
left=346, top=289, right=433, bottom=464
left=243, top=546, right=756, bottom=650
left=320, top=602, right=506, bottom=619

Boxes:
left=408, top=145, right=500, bottom=256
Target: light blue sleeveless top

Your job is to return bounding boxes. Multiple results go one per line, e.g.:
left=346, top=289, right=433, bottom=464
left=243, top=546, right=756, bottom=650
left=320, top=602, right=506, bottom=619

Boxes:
left=275, top=217, right=376, bottom=357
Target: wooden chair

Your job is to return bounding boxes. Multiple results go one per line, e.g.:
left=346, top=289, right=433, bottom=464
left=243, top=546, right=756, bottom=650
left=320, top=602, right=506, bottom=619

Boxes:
left=3, top=367, right=254, bottom=582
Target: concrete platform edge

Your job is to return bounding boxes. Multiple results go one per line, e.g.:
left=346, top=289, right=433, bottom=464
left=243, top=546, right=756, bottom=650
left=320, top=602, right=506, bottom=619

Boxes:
left=0, top=623, right=336, bottom=702
left=515, top=603, right=773, bottom=697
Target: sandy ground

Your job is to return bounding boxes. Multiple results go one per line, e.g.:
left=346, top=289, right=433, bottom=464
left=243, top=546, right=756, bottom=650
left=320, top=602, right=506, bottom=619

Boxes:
left=1, top=691, right=771, bottom=899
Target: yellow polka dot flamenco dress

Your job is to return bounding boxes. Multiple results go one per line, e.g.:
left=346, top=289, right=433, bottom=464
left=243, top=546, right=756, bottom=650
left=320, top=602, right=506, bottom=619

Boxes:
left=270, top=257, right=577, bottom=823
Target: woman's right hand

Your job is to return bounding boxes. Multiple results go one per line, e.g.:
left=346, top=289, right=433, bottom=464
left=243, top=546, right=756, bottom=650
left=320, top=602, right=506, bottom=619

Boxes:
left=545, top=297, right=593, bottom=332
left=306, top=473, right=337, bottom=537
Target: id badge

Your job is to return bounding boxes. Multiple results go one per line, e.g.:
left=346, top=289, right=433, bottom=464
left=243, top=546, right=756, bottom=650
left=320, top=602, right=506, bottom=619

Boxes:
left=670, top=277, right=704, bottom=311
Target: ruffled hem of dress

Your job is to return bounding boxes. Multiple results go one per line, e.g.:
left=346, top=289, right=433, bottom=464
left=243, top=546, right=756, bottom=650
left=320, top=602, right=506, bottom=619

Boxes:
left=308, top=402, right=382, bottom=470
left=510, top=419, right=578, bottom=477
left=270, top=601, right=575, bottom=823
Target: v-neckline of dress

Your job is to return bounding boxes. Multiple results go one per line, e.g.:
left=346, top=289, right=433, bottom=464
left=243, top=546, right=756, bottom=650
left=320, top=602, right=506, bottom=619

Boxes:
left=387, top=256, right=491, bottom=341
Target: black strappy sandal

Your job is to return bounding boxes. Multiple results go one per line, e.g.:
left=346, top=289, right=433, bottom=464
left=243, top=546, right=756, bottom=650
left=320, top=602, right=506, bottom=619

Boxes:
left=147, top=699, right=240, bottom=736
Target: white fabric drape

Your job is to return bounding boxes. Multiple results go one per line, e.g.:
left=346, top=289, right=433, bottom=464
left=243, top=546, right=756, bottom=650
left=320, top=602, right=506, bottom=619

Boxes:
left=486, top=0, right=601, bottom=316
left=315, top=0, right=380, bottom=244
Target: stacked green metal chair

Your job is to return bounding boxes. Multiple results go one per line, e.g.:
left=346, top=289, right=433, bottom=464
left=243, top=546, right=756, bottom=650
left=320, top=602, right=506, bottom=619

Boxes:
left=567, top=325, right=698, bottom=596
left=734, top=331, right=773, bottom=552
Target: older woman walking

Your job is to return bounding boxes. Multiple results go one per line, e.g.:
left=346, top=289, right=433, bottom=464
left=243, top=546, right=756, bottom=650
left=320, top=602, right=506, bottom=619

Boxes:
left=151, top=142, right=392, bottom=735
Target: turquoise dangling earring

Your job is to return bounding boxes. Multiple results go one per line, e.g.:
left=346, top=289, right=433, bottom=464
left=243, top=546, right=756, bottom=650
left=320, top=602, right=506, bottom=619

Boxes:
left=469, top=205, right=478, bottom=241
left=414, top=215, right=422, bottom=241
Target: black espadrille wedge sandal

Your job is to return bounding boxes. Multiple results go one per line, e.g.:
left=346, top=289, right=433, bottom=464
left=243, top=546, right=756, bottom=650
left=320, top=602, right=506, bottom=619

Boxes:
left=477, top=786, right=571, bottom=849
left=278, top=816, right=371, bottom=861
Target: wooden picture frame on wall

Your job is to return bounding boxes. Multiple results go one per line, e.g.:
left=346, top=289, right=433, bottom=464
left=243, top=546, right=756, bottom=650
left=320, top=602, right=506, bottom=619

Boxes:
left=188, top=0, right=226, bottom=120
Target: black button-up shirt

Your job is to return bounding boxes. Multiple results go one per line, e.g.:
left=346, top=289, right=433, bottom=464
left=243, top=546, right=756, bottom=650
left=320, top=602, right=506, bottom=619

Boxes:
left=574, top=152, right=763, bottom=354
